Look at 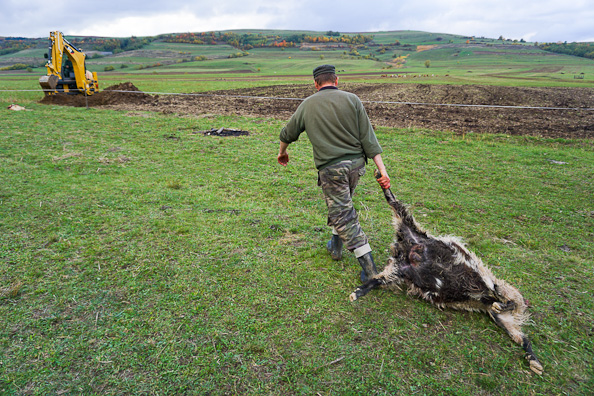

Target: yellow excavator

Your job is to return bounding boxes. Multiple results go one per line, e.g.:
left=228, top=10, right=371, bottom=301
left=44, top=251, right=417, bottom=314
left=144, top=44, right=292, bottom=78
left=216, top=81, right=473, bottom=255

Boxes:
left=39, top=31, right=99, bottom=96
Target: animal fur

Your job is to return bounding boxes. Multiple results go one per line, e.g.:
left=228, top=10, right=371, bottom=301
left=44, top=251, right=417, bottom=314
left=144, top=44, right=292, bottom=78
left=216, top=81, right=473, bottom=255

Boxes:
left=350, top=171, right=543, bottom=374
left=7, top=104, right=29, bottom=111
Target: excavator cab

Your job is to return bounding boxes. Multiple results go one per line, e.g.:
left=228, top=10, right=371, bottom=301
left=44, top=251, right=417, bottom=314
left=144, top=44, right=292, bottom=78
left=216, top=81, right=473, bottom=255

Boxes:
left=63, top=59, right=74, bottom=80
left=39, top=31, right=99, bottom=96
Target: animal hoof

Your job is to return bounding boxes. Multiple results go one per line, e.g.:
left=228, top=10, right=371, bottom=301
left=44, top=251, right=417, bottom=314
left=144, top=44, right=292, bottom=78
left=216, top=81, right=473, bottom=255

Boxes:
left=349, top=292, right=358, bottom=302
left=529, top=360, right=543, bottom=375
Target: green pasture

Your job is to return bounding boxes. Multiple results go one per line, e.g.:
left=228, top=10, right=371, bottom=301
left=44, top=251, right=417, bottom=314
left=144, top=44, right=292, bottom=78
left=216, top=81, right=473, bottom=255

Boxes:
left=1, top=82, right=594, bottom=394
left=2, top=29, right=594, bottom=87
left=399, top=45, right=594, bottom=86
left=371, top=30, right=498, bottom=45
left=0, top=48, right=47, bottom=60
left=0, top=71, right=305, bottom=98
left=109, top=42, right=594, bottom=87
left=85, top=43, right=244, bottom=72
left=144, top=41, right=238, bottom=55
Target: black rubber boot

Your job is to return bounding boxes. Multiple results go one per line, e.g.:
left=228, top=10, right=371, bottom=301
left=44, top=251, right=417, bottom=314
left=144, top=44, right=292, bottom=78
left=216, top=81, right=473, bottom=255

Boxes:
left=357, top=252, right=378, bottom=282
left=326, top=234, right=343, bottom=261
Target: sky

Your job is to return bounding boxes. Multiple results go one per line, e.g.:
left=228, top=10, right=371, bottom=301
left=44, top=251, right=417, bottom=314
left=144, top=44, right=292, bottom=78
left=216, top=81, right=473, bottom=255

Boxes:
left=1, top=0, right=593, bottom=43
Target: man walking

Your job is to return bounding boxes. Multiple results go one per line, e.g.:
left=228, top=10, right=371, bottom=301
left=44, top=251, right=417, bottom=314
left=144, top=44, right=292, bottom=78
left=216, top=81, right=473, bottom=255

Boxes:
left=277, top=64, right=391, bottom=281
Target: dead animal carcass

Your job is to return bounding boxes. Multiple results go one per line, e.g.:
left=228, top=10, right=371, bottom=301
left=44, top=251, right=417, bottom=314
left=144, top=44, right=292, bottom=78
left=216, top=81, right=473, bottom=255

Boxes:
left=7, top=104, right=28, bottom=111
left=350, top=171, right=543, bottom=374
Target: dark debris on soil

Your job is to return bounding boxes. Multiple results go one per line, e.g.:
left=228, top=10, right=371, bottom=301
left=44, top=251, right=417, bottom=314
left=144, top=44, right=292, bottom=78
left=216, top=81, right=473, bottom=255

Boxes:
left=194, top=128, right=250, bottom=137
left=39, top=82, right=594, bottom=139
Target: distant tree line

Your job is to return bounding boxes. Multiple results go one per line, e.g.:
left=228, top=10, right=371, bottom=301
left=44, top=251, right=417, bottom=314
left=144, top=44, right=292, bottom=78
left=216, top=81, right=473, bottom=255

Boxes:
left=1, top=32, right=376, bottom=55
left=0, top=63, right=34, bottom=71
left=163, top=32, right=215, bottom=45
left=163, top=32, right=268, bottom=49
left=163, top=31, right=374, bottom=50
left=538, top=42, right=594, bottom=60
left=1, top=31, right=378, bottom=60
left=70, top=36, right=155, bottom=53
left=0, top=38, right=39, bottom=55
left=302, top=33, right=373, bottom=45
left=0, top=35, right=154, bottom=55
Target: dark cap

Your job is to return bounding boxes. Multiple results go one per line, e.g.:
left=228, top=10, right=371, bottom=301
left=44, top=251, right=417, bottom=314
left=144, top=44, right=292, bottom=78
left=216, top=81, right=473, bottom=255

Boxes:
left=313, top=64, right=336, bottom=78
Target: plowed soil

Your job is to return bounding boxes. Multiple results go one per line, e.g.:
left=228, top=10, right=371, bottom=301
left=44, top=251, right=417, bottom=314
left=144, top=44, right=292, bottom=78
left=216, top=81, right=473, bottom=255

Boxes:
left=40, top=82, right=594, bottom=139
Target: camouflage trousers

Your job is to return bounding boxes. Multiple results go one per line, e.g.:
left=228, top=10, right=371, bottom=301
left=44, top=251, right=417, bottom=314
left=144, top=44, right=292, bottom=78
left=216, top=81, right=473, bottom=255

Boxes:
left=318, top=157, right=368, bottom=251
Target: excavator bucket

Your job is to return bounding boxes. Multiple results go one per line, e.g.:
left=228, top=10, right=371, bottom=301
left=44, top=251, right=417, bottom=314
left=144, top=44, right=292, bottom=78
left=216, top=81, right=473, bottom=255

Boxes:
left=39, top=75, right=59, bottom=94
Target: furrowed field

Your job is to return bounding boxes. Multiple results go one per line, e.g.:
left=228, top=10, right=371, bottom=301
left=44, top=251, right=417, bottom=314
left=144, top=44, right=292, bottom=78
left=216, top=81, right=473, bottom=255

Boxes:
left=1, top=30, right=594, bottom=395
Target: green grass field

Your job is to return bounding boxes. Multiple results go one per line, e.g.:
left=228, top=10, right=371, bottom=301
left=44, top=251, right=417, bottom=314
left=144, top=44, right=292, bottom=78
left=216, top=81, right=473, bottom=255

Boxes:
left=1, top=29, right=594, bottom=395
left=1, top=98, right=593, bottom=394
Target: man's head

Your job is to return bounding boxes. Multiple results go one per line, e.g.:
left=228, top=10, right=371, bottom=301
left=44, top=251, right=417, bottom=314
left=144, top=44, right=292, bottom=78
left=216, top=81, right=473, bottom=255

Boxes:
left=313, top=64, right=338, bottom=88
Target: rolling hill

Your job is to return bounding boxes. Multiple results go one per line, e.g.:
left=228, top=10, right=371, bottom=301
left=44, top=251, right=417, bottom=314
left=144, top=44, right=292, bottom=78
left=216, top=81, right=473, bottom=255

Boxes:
left=1, top=30, right=592, bottom=87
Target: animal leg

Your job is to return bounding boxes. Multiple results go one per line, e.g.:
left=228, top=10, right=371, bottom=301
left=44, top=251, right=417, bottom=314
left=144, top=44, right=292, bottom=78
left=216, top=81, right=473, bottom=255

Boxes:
left=374, top=170, right=412, bottom=224
left=349, top=278, right=383, bottom=302
left=488, top=310, right=543, bottom=375
left=522, top=336, right=543, bottom=375
left=491, top=301, right=516, bottom=314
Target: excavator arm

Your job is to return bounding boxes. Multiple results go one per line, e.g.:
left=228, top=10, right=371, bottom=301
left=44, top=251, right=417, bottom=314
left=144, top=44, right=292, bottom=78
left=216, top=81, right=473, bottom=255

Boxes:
left=39, top=31, right=99, bottom=96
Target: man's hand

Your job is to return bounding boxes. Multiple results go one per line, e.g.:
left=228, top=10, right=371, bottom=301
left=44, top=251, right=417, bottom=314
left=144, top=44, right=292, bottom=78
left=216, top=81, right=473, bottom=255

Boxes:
left=371, top=154, right=391, bottom=189
left=277, top=152, right=289, bottom=166
left=278, top=141, right=290, bottom=166
left=376, top=171, right=391, bottom=189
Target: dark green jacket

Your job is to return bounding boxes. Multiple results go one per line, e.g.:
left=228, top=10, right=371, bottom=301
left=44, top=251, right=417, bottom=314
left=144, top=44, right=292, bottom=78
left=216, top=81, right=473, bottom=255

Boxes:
left=279, top=87, right=383, bottom=170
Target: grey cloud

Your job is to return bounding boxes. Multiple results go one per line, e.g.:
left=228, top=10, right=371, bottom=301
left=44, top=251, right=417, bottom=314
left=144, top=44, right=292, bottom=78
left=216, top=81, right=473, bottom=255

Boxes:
left=1, top=0, right=592, bottom=42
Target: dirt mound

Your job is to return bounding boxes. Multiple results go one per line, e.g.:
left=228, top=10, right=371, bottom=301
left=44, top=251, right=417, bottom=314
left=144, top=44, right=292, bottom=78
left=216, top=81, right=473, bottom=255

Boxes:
left=39, top=82, right=594, bottom=139
left=40, top=82, right=154, bottom=107
left=94, top=82, right=153, bottom=106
